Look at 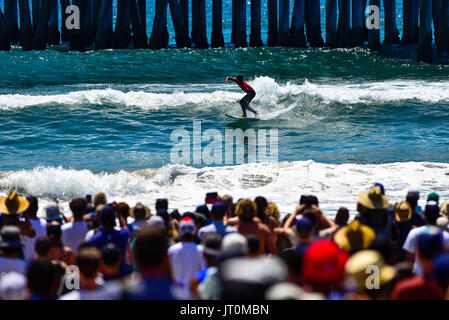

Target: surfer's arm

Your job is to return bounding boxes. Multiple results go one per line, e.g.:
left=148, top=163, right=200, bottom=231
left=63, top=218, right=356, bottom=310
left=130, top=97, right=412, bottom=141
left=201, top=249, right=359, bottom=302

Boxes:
left=226, top=77, right=237, bottom=83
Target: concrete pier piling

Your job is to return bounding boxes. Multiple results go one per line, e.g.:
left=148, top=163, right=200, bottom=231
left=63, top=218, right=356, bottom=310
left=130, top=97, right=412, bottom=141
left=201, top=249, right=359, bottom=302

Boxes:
left=60, top=0, right=71, bottom=42
left=0, top=0, right=20, bottom=50
left=438, top=0, right=449, bottom=51
left=433, top=0, right=441, bottom=46
left=249, top=0, right=262, bottom=47
left=305, top=0, right=324, bottom=46
left=337, top=0, right=351, bottom=47
left=351, top=0, right=364, bottom=45
left=130, top=0, right=147, bottom=48
left=148, top=0, right=169, bottom=49
left=138, top=0, right=148, bottom=45
left=418, top=0, right=433, bottom=62
left=48, top=0, right=60, bottom=45
left=113, top=0, right=132, bottom=49
left=179, top=0, right=190, bottom=44
left=383, top=0, right=400, bottom=44
left=212, top=0, right=225, bottom=47
left=18, top=0, right=33, bottom=50
left=232, top=0, right=247, bottom=47
left=325, top=0, right=337, bottom=47
left=191, top=0, right=208, bottom=48
left=95, top=0, right=113, bottom=49
left=290, top=0, right=306, bottom=47
left=279, top=0, right=290, bottom=46
left=267, top=0, right=278, bottom=46
left=168, top=0, right=190, bottom=48
left=367, top=0, right=380, bottom=49
left=33, top=0, right=53, bottom=50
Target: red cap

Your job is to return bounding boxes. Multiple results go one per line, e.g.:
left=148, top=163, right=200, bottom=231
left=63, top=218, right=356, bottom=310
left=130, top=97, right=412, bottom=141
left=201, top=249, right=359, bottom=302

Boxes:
left=302, top=239, right=349, bottom=284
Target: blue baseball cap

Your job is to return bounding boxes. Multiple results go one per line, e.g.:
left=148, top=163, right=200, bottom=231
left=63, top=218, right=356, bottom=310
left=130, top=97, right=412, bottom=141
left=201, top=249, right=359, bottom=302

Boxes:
left=296, top=216, right=314, bottom=233
left=417, top=226, right=443, bottom=259
left=212, top=202, right=225, bottom=214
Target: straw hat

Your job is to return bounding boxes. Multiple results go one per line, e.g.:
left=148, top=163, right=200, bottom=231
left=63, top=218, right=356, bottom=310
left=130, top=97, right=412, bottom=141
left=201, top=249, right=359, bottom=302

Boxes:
left=440, top=201, right=449, bottom=218
left=394, top=201, right=412, bottom=222
left=0, top=192, right=29, bottom=215
left=334, top=220, right=376, bottom=252
left=345, top=250, right=396, bottom=290
left=130, top=202, right=151, bottom=219
left=358, top=186, right=389, bottom=210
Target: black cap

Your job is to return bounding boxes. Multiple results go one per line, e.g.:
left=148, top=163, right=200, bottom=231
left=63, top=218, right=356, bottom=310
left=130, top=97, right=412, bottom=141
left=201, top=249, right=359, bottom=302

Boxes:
left=0, top=226, right=23, bottom=248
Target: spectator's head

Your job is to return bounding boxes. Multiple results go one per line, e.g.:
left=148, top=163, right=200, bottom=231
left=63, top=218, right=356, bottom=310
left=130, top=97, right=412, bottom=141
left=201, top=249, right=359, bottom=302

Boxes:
left=441, top=201, right=449, bottom=218
left=0, top=272, right=28, bottom=300
left=236, top=199, right=257, bottom=223
left=46, top=222, right=62, bottom=244
left=194, top=212, right=207, bottom=229
left=222, top=195, right=234, bottom=216
left=211, top=202, right=226, bottom=221
left=406, top=189, right=420, bottom=208
left=246, top=234, right=260, bottom=257
left=101, top=243, right=123, bottom=277
left=70, top=198, right=87, bottom=220
left=116, top=202, right=130, bottom=219
left=334, top=220, right=375, bottom=253
left=35, top=236, right=51, bottom=258
left=299, top=195, right=319, bottom=208
left=254, top=196, right=268, bottom=221
left=423, top=202, right=440, bottom=225
left=265, top=202, right=280, bottom=223
left=394, top=201, right=412, bottom=223
left=27, top=259, right=61, bottom=300
left=427, top=192, right=440, bottom=205
left=179, top=218, right=196, bottom=240
left=302, top=208, right=318, bottom=230
left=155, top=198, right=168, bottom=211
left=345, top=250, right=396, bottom=299
left=302, top=240, right=349, bottom=294
left=202, top=233, right=222, bottom=266
left=0, top=226, right=24, bottom=257
left=279, top=248, right=303, bottom=285
left=24, top=196, right=38, bottom=218
left=45, top=205, right=63, bottom=224
left=130, top=203, right=151, bottom=221
left=93, top=192, right=107, bottom=208
left=99, top=206, right=116, bottom=229
left=335, top=207, right=349, bottom=227
left=295, top=217, right=314, bottom=240
left=221, top=233, right=249, bottom=258
left=133, top=225, right=168, bottom=271
left=0, top=192, right=29, bottom=216
left=417, top=226, right=443, bottom=263
left=369, top=233, right=396, bottom=265
left=76, top=247, right=102, bottom=282
left=357, top=186, right=389, bottom=212
left=148, top=215, right=166, bottom=232
left=170, top=209, right=181, bottom=222
left=195, top=204, right=210, bottom=219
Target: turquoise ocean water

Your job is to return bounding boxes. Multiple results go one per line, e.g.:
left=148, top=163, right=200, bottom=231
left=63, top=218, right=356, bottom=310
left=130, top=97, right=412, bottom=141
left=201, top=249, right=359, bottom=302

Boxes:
left=0, top=0, right=448, bottom=216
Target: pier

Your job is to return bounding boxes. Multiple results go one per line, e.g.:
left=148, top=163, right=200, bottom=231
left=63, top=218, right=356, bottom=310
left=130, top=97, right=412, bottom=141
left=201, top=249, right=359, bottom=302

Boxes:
left=0, top=0, right=448, bottom=63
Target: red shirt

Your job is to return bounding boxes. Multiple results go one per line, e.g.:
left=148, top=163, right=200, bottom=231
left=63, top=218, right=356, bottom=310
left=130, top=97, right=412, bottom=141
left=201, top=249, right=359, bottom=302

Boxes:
left=230, top=78, right=255, bottom=93
left=392, top=275, right=444, bottom=300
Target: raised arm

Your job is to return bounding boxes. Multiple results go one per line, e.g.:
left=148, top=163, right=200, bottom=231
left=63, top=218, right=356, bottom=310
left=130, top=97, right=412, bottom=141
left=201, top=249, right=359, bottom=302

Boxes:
left=226, top=76, right=237, bottom=83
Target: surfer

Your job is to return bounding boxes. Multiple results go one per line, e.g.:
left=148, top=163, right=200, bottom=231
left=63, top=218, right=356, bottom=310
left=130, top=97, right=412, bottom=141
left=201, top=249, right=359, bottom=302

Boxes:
left=226, top=75, right=258, bottom=118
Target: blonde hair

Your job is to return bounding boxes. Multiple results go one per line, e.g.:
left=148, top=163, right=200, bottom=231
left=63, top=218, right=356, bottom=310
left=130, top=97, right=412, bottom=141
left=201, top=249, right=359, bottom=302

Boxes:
left=265, top=202, right=280, bottom=222
left=235, top=199, right=257, bottom=222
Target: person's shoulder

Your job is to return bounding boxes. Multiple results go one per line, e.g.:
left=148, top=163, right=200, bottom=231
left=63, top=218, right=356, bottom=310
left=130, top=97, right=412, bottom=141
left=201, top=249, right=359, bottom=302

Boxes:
left=59, top=290, right=81, bottom=300
left=61, top=222, right=73, bottom=230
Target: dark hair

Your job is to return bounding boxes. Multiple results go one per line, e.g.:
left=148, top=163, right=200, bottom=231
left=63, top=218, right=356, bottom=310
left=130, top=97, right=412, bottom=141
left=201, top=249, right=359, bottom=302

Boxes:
left=279, top=248, right=303, bottom=276
left=299, top=195, right=319, bottom=207
left=133, top=226, right=168, bottom=268
left=27, top=259, right=60, bottom=298
left=335, top=207, right=349, bottom=226
left=47, top=223, right=62, bottom=246
left=302, top=209, right=318, bottom=227
left=211, top=205, right=225, bottom=220
left=406, top=193, right=419, bottom=208
left=254, top=196, right=268, bottom=224
left=35, top=237, right=51, bottom=257
left=170, top=209, right=181, bottom=221
left=236, top=75, right=243, bottom=81
left=76, top=247, right=101, bottom=279
left=26, top=196, right=38, bottom=213
left=246, top=234, right=260, bottom=255
left=101, top=243, right=122, bottom=267
left=156, top=198, right=168, bottom=211
left=70, top=198, right=87, bottom=219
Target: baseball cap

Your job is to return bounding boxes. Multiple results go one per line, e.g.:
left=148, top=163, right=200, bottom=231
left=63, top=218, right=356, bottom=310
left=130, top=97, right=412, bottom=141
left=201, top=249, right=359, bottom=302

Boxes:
left=222, top=233, right=248, bottom=256
left=148, top=215, right=166, bottom=230
left=302, top=239, right=349, bottom=284
left=427, top=192, right=440, bottom=204
left=0, top=226, right=23, bottom=249
left=179, top=218, right=196, bottom=236
left=45, top=205, right=62, bottom=222
left=417, top=226, right=443, bottom=260
left=99, top=205, right=116, bottom=227
left=295, top=217, right=314, bottom=234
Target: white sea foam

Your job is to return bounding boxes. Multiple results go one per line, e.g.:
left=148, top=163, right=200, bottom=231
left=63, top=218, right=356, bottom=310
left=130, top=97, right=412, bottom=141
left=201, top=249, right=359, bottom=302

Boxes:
left=2, top=77, right=449, bottom=112
left=1, top=161, right=448, bottom=219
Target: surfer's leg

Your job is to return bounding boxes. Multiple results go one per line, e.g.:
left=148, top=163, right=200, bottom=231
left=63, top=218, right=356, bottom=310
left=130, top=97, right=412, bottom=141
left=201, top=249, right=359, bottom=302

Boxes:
left=246, top=105, right=258, bottom=115
left=240, top=95, right=249, bottom=117
left=246, top=92, right=258, bottom=116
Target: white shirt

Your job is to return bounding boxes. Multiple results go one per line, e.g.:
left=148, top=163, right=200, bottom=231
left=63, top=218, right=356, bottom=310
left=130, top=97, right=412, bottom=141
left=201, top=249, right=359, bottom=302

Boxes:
left=61, top=221, right=89, bottom=254
left=403, top=225, right=449, bottom=274
left=168, top=242, right=206, bottom=289
left=59, top=286, right=117, bottom=300
left=23, top=218, right=47, bottom=261
left=0, top=257, right=27, bottom=275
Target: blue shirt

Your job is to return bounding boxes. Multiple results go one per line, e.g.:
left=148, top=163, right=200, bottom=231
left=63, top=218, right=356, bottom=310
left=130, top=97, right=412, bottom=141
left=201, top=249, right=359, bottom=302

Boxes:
left=89, top=227, right=130, bottom=257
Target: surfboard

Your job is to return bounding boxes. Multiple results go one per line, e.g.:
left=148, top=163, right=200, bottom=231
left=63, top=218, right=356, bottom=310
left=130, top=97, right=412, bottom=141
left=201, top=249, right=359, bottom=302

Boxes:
left=225, top=114, right=259, bottom=121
